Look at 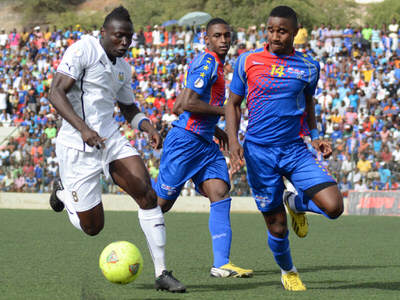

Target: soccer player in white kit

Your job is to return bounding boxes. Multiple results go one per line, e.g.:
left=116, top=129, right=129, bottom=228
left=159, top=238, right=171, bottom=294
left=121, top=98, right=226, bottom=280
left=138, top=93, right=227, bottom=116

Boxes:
left=48, top=6, right=185, bottom=293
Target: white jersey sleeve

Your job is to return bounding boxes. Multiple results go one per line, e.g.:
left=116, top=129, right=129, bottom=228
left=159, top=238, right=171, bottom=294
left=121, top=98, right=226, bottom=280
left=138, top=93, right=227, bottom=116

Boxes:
left=57, top=40, right=92, bottom=80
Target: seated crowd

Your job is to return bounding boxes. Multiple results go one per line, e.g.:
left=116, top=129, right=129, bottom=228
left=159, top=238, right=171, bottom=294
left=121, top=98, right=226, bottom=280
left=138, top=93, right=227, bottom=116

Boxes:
left=0, top=20, right=399, bottom=195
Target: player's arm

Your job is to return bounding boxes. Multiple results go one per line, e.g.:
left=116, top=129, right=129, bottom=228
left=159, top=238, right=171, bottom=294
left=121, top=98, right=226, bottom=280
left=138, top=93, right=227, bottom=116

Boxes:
left=179, top=87, right=224, bottom=116
left=305, top=94, right=332, bottom=158
left=49, top=72, right=106, bottom=149
left=214, top=126, right=228, bottom=151
left=172, top=91, right=184, bottom=115
left=180, top=56, right=225, bottom=116
left=118, top=102, right=161, bottom=149
left=226, top=91, right=244, bottom=173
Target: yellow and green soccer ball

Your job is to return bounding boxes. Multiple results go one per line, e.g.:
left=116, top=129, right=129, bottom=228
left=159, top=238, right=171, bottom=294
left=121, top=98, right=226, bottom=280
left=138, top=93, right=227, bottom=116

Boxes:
left=99, top=241, right=143, bottom=284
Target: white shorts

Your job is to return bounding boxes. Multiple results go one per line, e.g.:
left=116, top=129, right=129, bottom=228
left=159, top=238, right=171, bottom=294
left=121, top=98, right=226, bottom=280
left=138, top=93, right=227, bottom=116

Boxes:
left=56, top=130, right=139, bottom=212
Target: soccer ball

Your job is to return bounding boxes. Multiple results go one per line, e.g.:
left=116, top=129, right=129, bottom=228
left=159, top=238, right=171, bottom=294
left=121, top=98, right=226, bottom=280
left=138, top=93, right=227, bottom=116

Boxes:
left=99, top=241, right=143, bottom=284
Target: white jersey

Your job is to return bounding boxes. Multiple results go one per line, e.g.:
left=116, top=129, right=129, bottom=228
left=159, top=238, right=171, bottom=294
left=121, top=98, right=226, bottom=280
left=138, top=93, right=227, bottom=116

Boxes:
left=56, top=35, right=134, bottom=152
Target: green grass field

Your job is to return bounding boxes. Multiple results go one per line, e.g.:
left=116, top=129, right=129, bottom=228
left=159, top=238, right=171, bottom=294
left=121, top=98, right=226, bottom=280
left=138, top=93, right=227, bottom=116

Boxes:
left=1, top=209, right=400, bottom=300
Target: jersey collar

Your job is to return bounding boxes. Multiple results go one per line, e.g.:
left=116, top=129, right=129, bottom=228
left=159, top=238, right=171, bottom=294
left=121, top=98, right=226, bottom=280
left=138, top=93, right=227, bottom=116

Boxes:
left=204, top=48, right=224, bottom=65
left=264, top=43, right=295, bottom=57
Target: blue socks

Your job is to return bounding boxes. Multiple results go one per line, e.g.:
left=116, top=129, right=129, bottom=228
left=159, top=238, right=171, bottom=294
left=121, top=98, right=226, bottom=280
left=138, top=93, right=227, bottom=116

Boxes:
left=293, top=189, right=330, bottom=218
left=209, top=198, right=232, bottom=268
left=267, top=231, right=293, bottom=271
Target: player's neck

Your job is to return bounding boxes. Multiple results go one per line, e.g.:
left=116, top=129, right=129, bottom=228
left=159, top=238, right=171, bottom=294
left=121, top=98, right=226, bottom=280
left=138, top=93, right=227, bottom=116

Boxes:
left=100, top=39, right=116, bottom=64
left=267, top=44, right=294, bottom=56
left=205, top=48, right=225, bottom=63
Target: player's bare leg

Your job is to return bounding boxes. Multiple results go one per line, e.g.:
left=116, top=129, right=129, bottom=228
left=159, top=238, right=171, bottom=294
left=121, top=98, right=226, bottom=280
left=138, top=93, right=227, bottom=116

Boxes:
left=263, top=206, right=306, bottom=291
left=77, top=203, right=104, bottom=236
left=311, top=185, right=343, bottom=219
left=201, top=179, right=253, bottom=278
left=157, top=197, right=176, bottom=213
left=110, top=155, right=185, bottom=293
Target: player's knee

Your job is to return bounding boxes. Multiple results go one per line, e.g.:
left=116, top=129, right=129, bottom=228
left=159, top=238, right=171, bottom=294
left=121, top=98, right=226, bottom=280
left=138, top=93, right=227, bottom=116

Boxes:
left=325, top=195, right=344, bottom=219
left=159, top=202, right=173, bottom=213
left=132, top=179, right=158, bottom=210
left=82, top=223, right=104, bottom=236
left=207, top=187, right=229, bottom=202
left=268, top=224, right=288, bottom=239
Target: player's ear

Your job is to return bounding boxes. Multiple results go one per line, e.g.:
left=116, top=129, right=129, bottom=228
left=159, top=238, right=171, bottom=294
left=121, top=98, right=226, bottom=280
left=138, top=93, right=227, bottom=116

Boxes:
left=205, top=34, right=209, bottom=47
left=293, top=24, right=299, bottom=37
left=100, top=26, right=106, bottom=39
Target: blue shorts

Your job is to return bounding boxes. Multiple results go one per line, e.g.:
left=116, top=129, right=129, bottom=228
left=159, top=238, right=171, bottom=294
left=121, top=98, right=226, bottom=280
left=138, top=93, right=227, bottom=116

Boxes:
left=243, top=139, right=336, bottom=212
left=155, top=127, right=230, bottom=200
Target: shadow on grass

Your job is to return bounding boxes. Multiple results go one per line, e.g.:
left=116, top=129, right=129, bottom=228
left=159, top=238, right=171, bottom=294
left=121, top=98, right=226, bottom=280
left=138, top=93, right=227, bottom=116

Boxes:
left=300, top=264, right=400, bottom=273
left=253, top=264, right=396, bottom=276
left=319, top=281, right=400, bottom=291
left=136, top=281, right=275, bottom=293
left=82, top=286, right=181, bottom=300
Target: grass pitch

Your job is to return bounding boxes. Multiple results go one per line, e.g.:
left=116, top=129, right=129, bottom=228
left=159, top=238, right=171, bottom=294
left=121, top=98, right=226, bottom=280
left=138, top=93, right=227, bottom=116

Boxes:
left=0, top=209, right=400, bottom=300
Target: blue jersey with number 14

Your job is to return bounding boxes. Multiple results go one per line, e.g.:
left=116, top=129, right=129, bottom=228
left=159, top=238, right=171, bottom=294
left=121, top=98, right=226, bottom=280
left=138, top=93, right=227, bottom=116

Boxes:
left=229, top=45, right=320, bottom=146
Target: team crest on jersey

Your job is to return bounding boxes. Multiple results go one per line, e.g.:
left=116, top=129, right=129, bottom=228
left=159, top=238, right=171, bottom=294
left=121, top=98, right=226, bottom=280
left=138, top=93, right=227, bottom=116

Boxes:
left=254, top=195, right=270, bottom=208
left=118, top=72, right=124, bottom=82
left=194, top=77, right=204, bottom=88
left=288, top=67, right=305, bottom=79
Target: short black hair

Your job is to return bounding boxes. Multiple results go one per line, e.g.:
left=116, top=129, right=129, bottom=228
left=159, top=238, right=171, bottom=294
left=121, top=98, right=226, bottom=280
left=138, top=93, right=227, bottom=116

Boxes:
left=269, top=6, right=298, bottom=27
left=206, top=18, right=229, bottom=34
left=103, top=6, right=132, bottom=28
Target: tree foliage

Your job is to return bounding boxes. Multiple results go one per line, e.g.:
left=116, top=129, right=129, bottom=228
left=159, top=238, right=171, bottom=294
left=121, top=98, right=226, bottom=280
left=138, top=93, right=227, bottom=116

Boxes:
left=366, top=0, right=400, bottom=26
left=16, top=0, right=384, bottom=31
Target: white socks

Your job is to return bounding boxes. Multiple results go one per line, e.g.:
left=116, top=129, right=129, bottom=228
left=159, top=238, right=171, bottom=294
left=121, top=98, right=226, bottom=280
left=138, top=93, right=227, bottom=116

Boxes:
left=57, top=189, right=82, bottom=231
left=281, top=266, right=298, bottom=275
left=138, top=206, right=167, bottom=277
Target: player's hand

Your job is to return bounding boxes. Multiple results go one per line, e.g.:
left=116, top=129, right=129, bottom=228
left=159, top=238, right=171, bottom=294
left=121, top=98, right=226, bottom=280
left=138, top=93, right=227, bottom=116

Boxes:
left=311, top=139, right=332, bottom=159
left=148, top=129, right=162, bottom=149
left=229, top=140, right=244, bottom=174
left=214, top=127, right=229, bottom=151
left=80, top=126, right=106, bottom=149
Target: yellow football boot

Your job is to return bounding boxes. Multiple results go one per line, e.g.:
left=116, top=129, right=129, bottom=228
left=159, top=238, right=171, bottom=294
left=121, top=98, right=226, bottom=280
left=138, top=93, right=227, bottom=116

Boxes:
left=210, top=262, right=253, bottom=278
left=281, top=271, right=306, bottom=291
left=283, top=191, right=309, bottom=238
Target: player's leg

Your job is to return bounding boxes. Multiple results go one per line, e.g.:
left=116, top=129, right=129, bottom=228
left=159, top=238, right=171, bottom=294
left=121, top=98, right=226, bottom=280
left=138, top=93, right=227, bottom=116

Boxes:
left=285, top=183, right=343, bottom=219
left=197, top=159, right=253, bottom=278
left=109, top=155, right=185, bottom=293
left=243, top=140, right=306, bottom=291
left=51, top=143, right=105, bottom=236
left=283, top=142, right=343, bottom=222
left=155, top=127, right=201, bottom=214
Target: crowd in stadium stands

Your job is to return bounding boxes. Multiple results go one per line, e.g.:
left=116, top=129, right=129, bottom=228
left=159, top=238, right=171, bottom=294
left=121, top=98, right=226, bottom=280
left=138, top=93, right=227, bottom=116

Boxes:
left=0, top=20, right=399, bottom=196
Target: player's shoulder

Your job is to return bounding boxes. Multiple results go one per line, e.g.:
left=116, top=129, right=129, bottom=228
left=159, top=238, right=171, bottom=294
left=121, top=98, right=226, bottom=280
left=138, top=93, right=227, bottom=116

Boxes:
left=190, top=51, right=218, bottom=74
left=192, top=51, right=217, bottom=67
left=236, top=47, right=264, bottom=67
left=70, top=35, right=98, bottom=50
left=65, top=35, right=98, bottom=58
left=294, top=51, right=320, bottom=70
left=238, top=47, right=264, bottom=60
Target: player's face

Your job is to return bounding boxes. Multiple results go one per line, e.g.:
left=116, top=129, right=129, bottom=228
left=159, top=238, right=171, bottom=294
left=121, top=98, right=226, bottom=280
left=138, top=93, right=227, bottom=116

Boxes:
left=205, top=23, right=231, bottom=58
left=101, top=19, right=133, bottom=59
left=267, top=17, right=298, bottom=55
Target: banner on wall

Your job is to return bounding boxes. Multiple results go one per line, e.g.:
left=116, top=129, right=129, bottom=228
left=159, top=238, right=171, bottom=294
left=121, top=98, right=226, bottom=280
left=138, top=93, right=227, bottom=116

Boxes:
left=347, top=191, right=400, bottom=216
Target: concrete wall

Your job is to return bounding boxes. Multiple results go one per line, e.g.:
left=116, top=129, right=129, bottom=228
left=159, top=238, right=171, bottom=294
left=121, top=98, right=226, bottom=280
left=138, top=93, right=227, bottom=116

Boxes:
left=0, top=192, right=259, bottom=213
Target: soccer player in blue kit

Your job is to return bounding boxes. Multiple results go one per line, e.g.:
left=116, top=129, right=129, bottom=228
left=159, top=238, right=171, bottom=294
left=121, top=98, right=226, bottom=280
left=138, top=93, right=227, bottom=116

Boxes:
left=155, top=18, right=253, bottom=279
left=226, top=6, right=343, bottom=291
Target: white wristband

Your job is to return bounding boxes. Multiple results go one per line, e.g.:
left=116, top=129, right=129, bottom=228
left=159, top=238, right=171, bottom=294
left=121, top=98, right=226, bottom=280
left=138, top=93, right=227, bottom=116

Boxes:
left=131, top=113, right=149, bottom=130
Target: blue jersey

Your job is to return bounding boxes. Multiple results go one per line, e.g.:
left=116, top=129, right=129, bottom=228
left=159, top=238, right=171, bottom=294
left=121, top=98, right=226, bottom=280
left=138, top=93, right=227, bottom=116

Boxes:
left=230, top=45, right=320, bottom=146
left=173, top=49, right=225, bottom=142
